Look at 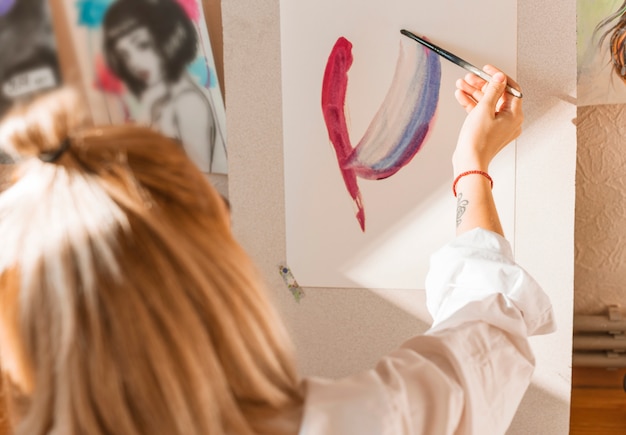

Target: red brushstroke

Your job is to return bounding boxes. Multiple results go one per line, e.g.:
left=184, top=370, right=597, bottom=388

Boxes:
left=321, top=37, right=365, bottom=231
left=94, top=55, right=124, bottom=95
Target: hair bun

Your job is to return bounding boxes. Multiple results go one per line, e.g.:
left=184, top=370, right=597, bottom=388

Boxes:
left=0, top=87, right=88, bottom=161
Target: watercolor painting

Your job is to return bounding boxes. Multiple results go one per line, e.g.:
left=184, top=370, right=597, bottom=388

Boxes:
left=321, top=36, right=441, bottom=231
left=578, top=0, right=626, bottom=106
left=0, top=0, right=60, bottom=118
left=281, top=1, right=517, bottom=289
left=68, top=0, right=227, bottom=173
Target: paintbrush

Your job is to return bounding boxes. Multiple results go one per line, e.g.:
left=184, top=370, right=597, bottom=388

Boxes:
left=400, top=29, right=522, bottom=98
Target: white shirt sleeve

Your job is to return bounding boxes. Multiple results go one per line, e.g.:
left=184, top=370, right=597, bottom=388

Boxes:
left=299, top=228, right=556, bottom=435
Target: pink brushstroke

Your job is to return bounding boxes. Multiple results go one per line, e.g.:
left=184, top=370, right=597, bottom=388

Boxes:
left=321, top=37, right=366, bottom=231
left=176, top=0, right=200, bottom=22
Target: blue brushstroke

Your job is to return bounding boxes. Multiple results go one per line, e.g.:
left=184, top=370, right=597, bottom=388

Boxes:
left=368, top=57, right=440, bottom=176
left=187, top=57, right=217, bottom=88
left=76, top=0, right=113, bottom=28
left=348, top=45, right=441, bottom=180
left=208, top=66, right=217, bottom=88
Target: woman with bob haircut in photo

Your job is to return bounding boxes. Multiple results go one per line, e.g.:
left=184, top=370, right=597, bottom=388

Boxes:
left=0, top=67, right=554, bottom=435
left=103, top=0, right=227, bottom=174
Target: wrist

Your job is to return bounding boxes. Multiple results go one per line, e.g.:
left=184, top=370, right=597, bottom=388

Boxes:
left=452, top=170, right=493, bottom=197
left=452, top=152, right=489, bottom=176
left=453, top=162, right=489, bottom=178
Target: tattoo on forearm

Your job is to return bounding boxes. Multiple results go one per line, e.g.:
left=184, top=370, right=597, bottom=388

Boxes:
left=456, top=193, right=468, bottom=227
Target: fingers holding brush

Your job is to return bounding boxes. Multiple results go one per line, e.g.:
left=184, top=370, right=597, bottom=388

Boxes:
left=455, top=78, right=482, bottom=112
left=455, top=70, right=489, bottom=112
left=455, top=65, right=522, bottom=114
left=482, top=64, right=522, bottom=113
left=452, top=64, right=524, bottom=174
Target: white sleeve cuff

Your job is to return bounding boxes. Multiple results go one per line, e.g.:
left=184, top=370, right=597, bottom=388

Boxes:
left=425, top=228, right=556, bottom=336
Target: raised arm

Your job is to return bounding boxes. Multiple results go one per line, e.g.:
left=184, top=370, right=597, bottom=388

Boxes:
left=452, top=65, right=523, bottom=236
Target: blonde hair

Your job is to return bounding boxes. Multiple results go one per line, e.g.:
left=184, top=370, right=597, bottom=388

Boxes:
left=0, top=89, right=303, bottom=434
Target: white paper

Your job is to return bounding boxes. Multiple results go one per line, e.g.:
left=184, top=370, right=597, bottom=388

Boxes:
left=281, top=0, right=517, bottom=289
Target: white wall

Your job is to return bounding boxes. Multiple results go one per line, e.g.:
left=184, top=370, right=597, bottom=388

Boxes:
left=222, top=1, right=575, bottom=433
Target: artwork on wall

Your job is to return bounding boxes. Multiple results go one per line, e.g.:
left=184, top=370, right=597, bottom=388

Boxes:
left=578, top=0, right=626, bottom=106
left=281, top=1, right=517, bottom=289
left=0, top=0, right=61, bottom=118
left=65, top=0, right=227, bottom=174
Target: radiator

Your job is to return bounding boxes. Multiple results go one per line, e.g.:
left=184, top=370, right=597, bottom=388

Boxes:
left=573, top=305, right=626, bottom=368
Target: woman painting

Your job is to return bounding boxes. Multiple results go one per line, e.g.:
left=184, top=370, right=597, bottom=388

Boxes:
left=0, top=66, right=556, bottom=434
left=102, top=0, right=227, bottom=174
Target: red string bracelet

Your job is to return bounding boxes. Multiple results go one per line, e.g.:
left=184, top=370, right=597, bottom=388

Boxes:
left=452, top=170, right=493, bottom=197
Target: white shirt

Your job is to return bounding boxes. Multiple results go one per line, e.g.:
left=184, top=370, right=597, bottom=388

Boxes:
left=299, top=228, right=556, bottom=435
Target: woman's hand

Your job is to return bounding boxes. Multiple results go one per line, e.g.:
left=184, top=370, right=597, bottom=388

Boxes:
left=452, top=65, right=523, bottom=176
left=451, top=65, right=523, bottom=237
